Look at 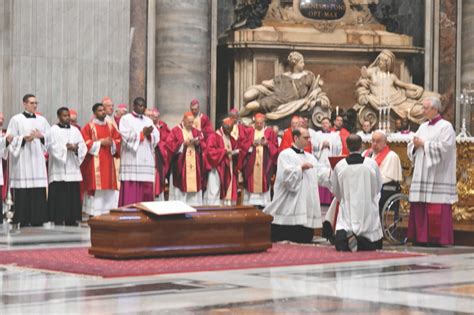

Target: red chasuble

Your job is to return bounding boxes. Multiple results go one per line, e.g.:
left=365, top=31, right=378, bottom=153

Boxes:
left=331, top=127, right=350, bottom=155
left=279, top=128, right=312, bottom=153
left=166, top=124, right=205, bottom=192
left=193, top=113, right=214, bottom=141
left=240, top=127, right=278, bottom=193
left=154, top=120, right=171, bottom=196
left=205, top=129, right=238, bottom=201
left=81, top=121, right=121, bottom=194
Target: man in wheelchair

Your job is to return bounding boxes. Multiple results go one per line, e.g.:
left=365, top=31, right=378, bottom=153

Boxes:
left=363, top=130, right=403, bottom=218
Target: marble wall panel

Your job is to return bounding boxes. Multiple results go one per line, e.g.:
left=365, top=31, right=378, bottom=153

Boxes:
left=0, top=0, right=131, bottom=126
left=256, top=60, right=275, bottom=85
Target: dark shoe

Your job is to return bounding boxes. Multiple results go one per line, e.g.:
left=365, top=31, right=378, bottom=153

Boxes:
left=322, top=221, right=334, bottom=243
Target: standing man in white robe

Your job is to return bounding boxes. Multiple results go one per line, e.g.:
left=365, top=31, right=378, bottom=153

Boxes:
left=332, top=134, right=383, bottom=251
left=0, top=112, right=6, bottom=209
left=312, top=117, right=342, bottom=160
left=312, top=117, right=342, bottom=205
left=6, top=94, right=50, bottom=226
left=264, top=127, right=330, bottom=243
left=356, top=120, right=373, bottom=143
left=407, top=96, right=457, bottom=246
left=47, top=107, right=87, bottom=225
left=118, top=97, right=160, bottom=205
left=363, top=130, right=402, bottom=217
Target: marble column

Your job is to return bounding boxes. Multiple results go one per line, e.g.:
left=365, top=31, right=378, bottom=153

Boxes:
left=155, top=0, right=211, bottom=127
left=461, top=0, right=474, bottom=133
left=130, top=0, right=148, bottom=105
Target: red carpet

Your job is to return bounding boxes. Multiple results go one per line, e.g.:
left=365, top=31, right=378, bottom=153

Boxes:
left=0, top=244, right=421, bottom=278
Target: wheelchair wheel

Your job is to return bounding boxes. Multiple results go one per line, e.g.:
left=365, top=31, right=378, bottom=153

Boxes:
left=382, top=193, right=410, bottom=245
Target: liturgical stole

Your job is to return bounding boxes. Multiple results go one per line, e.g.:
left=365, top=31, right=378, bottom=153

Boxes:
left=221, top=132, right=234, bottom=200
left=252, top=128, right=265, bottom=193
left=181, top=126, right=198, bottom=192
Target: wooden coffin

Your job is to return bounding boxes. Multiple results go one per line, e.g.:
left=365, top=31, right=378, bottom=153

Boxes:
left=88, top=205, right=272, bottom=259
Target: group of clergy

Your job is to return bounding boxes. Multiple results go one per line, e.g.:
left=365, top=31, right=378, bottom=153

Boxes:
left=267, top=96, right=456, bottom=250
left=0, top=94, right=282, bottom=228
left=1, top=94, right=457, bottom=251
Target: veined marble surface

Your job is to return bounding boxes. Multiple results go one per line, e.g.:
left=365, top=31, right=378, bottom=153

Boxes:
left=0, top=225, right=473, bottom=314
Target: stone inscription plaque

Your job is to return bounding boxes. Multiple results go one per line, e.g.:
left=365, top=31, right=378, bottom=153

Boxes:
left=299, top=0, right=346, bottom=20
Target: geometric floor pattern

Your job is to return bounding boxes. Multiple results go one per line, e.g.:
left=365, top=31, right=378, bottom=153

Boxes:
left=1, top=225, right=474, bottom=314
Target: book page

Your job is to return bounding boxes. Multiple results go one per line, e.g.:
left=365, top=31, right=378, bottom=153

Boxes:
left=134, top=201, right=197, bottom=216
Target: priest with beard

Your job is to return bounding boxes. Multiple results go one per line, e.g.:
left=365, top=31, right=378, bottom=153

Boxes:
left=190, top=99, right=213, bottom=142
left=204, top=118, right=239, bottom=206
left=264, top=127, right=330, bottom=243
left=166, top=112, right=205, bottom=205
left=240, top=113, right=278, bottom=208
left=331, top=111, right=350, bottom=155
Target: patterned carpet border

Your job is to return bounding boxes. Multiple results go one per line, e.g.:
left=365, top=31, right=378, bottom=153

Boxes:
left=0, top=244, right=422, bottom=278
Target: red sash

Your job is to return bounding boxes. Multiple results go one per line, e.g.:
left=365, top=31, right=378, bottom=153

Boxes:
left=365, top=146, right=391, bottom=166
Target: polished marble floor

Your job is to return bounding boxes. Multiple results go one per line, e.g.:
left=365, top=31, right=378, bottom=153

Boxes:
left=0, top=225, right=473, bottom=314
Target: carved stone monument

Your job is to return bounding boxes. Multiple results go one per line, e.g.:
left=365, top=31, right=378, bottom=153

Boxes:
left=240, top=51, right=331, bottom=126
left=355, top=49, right=440, bottom=129
left=219, top=0, right=423, bottom=127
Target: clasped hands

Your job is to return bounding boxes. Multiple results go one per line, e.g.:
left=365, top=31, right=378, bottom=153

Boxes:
left=142, top=126, right=154, bottom=138
left=22, top=129, right=43, bottom=142
left=184, top=137, right=200, bottom=146
left=413, top=136, right=424, bottom=149
left=227, top=148, right=239, bottom=156
left=66, top=143, right=79, bottom=152
left=253, top=138, right=268, bottom=146
left=301, top=162, right=313, bottom=171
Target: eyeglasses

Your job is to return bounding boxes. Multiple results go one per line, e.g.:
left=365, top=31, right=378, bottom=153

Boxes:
left=28, top=101, right=38, bottom=105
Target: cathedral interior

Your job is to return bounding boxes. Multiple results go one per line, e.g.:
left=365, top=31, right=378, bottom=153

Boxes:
left=0, top=0, right=474, bottom=313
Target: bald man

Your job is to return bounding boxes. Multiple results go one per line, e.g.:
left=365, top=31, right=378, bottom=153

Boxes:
left=190, top=99, right=213, bottom=141
left=166, top=112, right=205, bottom=205
left=239, top=113, right=279, bottom=208
left=204, top=118, right=240, bottom=206
left=363, top=130, right=402, bottom=216
left=407, top=96, right=457, bottom=246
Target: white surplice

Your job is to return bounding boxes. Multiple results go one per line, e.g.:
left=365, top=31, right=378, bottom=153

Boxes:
left=169, top=174, right=203, bottom=206
left=407, top=119, right=457, bottom=204
left=332, top=157, right=383, bottom=242
left=363, top=149, right=402, bottom=184
left=119, top=113, right=159, bottom=183
left=6, top=113, right=50, bottom=188
left=0, top=136, right=5, bottom=186
left=47, top=125, right=87, bottom=183
left=204, top=168, right=221, bottom=205
left=312, top=131, right=342, bottom=162
left=356, top=130, right=373, bottom=143
left=263, top=147, right=331, bottom=229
